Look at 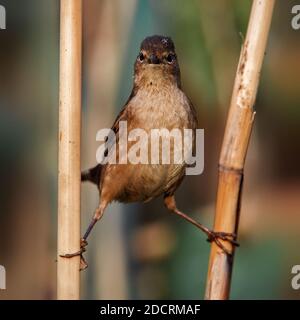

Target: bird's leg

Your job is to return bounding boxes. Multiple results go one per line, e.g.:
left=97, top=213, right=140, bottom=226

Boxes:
left=164, top=195, right=239, bottom=255
left=60, top=202, right=107, bottom=271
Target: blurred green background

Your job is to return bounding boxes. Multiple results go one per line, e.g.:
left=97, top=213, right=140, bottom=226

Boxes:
left=0, top=0, right=300, bottom=300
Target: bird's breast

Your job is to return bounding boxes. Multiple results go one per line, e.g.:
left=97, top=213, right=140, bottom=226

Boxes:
left=129, top=85, right=192, bottom=130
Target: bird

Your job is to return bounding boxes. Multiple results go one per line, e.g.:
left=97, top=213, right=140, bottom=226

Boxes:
left=61, top=35, right=238, bottom=270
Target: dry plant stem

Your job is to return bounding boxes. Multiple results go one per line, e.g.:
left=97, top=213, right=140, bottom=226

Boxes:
left=205, top=0, right=275, bottom=300
left=57, top=0, right=82, bottom=300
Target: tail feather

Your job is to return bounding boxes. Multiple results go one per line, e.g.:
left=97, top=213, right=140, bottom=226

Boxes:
left=81, top=164, right=102, bottom=186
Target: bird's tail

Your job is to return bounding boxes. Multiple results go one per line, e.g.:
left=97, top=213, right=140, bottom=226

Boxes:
left=81, top=164, right=102, bottom=186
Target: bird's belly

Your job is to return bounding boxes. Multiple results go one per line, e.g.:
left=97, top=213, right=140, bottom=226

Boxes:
left=116, top=163, right=184, bottom=203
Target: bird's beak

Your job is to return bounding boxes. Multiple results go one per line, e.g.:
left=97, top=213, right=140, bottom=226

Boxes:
left=148, top=54, right=160, bottom=64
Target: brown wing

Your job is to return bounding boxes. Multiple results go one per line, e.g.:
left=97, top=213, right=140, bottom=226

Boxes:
left=81, top=89, right=135, bottom=187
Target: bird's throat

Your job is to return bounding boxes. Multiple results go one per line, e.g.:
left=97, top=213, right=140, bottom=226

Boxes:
left=135, top=67, right=179, bottom=90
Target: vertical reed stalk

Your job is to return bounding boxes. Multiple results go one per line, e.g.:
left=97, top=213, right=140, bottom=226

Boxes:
left=57, top=0, right=82, bottom=300
left=205, top=0, right=275, bottom=300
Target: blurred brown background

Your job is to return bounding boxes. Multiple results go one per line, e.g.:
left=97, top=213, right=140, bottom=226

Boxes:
left=0, top=0, right=300, bottom=299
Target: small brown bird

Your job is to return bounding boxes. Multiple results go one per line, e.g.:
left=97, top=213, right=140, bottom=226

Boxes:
left=62, top=35, right=238, bottom=270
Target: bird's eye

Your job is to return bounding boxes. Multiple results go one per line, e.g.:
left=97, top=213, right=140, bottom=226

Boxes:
left=166, top=54, right=175, bottom=63
left=138, top=52, right=145, bottom=62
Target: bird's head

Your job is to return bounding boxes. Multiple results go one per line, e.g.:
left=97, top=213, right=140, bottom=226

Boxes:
left=134, top=35, right=181, bottom=88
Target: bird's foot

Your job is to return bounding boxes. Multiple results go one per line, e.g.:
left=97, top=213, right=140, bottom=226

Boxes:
left=60, top=238, right=89, bottom=271
left=206, top=231, right=239, bottom=256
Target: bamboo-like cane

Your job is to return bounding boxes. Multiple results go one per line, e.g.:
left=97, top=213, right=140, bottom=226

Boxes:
left=205, top=0, right=275, bottom=300
left=57, top=0, right=82, bottom=300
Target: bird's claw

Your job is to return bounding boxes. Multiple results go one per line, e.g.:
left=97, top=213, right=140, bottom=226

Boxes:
left=206, top=231, right=239, bottom=255
left=60, top=238, right=89, bottom=271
